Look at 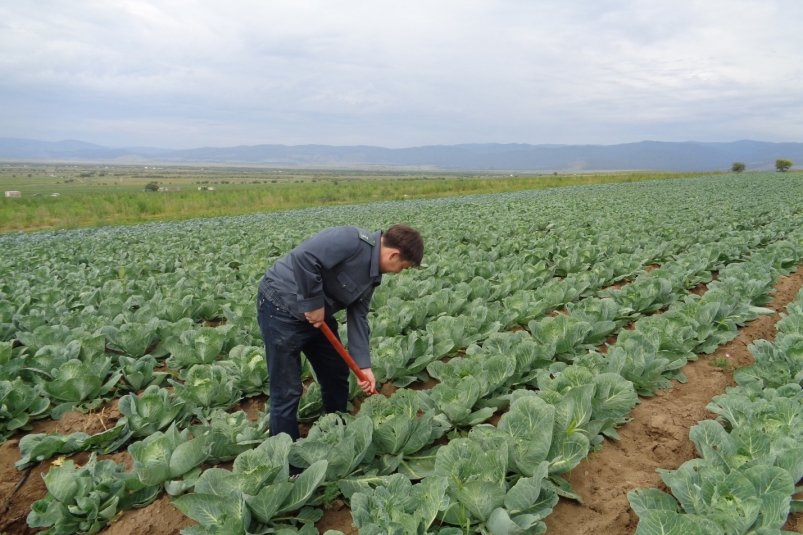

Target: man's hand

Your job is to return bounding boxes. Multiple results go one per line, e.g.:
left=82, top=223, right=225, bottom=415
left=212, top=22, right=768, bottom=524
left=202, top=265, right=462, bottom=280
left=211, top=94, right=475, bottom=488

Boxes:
left=358, top=367, right=377, bottom=395
left=304, top=307, right=325, bottom=328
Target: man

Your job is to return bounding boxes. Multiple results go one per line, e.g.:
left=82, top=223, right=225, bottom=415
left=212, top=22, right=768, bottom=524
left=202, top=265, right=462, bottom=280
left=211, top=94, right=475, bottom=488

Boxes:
left=256, top=224, right=424, bottom=440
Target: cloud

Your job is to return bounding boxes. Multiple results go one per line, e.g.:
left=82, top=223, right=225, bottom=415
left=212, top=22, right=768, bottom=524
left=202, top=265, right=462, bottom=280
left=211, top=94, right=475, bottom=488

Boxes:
left=1, top=0, right=802, bottom=148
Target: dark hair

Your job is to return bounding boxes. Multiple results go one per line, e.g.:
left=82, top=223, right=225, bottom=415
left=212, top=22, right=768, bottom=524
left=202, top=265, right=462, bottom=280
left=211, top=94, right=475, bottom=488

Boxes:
left=383, top=224, right=424, bottom=266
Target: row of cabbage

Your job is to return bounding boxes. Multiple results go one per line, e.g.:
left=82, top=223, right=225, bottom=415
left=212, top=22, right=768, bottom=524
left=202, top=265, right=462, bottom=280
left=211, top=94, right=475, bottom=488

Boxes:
left=22, top=225, right=801, bottom=535
left=2, top=173, right=803, bottom=533
left=6, top=175, right=803, bottom=532
left=340, top=244, right=801, bottom=534
left=3, top=175, right=793, bottom=442
left=165, top=179, right=803, bottom=533
left=628, top=287, right=803, bottom=535
left=6, top=212, right=793, bottom=467
left=4, top=221, right=790, bottom=469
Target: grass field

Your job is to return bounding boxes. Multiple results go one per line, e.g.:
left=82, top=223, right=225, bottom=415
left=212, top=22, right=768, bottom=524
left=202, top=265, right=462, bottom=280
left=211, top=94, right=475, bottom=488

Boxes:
left=0, top=162, right=714, bottom=232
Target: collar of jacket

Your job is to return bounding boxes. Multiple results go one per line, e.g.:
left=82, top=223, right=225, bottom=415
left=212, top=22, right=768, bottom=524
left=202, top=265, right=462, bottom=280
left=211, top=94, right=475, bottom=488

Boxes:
left=369, top=230, right=382, bottom=283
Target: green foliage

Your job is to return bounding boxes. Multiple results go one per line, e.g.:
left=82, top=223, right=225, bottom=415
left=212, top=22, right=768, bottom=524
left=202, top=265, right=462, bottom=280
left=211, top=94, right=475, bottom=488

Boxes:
left=100, top=319, right=161, bottom=358
left=118, top=354, right=168, bottom=391
left=370, top=331, right=436, bottom=385
left=0, top=378, right=49, bottom=439
left=189, top=409, right=269, bottom=463
left=471, top=395, right=555, bottom=477
left=164, top=325, right=231, bottom=370
left=350, top=474, right=449, bottom=534
left=170, top=364, right=242, bottom=416
left=289, top=413, right=374, bottom=482
left=172, top=434, right=328, bottom=534
left=357, top=388, right=447, bottom=475
left=629, top=286, right=803, bottom=534
left=16, top=425, right=132, bottom=469
left=27, top=454, right=159, bottom=534
left=39, top=356, right=121, bottom=416
left=118, top=385, right=186, bottom=437
left=224, top=345, right=269, bottom=396
left=775, top=158, right=793, bottom=172
left=128, top=423, right=211, bottom=491
left=432, top=436, right=557, bottom=533
left=0, top=167, right=702, bottom=232
left=423, top=376, right=496, bottom=428
left=528, top=314, right=594, bottom=362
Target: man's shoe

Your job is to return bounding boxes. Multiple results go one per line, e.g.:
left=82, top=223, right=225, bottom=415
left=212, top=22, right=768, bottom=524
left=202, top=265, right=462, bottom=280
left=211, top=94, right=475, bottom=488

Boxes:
left=289, top=464, right=303, bottom=480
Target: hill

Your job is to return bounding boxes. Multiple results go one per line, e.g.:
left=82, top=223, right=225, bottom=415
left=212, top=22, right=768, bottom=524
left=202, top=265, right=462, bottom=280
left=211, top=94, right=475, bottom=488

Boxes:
left=0, top=138, right=800, bottom=171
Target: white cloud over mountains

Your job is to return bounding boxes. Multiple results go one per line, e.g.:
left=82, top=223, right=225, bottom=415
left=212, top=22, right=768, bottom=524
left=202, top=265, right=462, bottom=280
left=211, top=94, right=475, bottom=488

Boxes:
left=1, top=0, right=801, bottom=148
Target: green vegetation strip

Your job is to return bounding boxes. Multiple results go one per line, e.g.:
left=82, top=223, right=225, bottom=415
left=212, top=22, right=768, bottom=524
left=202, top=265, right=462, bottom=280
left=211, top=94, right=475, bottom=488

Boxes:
left=0, top=163, right=709, bottom=232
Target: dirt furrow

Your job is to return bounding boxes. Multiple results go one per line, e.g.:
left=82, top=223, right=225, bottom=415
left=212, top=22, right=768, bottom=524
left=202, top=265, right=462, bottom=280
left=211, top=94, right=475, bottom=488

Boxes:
left=545, top=264, right=803, bottom=535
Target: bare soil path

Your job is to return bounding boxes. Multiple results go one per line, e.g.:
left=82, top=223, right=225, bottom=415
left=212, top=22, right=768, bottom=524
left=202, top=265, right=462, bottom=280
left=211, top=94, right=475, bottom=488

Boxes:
left=545, top=265, right=803, bottom=535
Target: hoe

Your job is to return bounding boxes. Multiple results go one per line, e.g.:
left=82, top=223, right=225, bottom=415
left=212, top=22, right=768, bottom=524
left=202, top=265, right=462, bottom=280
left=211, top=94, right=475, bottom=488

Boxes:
left=319, top=322, right=378, bottom=395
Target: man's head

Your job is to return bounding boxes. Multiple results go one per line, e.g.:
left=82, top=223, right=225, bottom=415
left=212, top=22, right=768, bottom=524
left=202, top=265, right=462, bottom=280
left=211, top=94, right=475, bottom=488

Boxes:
left=379, top=224, right=424, bottom=274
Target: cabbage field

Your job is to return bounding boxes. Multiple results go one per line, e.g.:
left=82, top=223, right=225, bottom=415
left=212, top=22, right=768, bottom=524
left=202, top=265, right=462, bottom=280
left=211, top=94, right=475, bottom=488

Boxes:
left=1, top=172, right=802, bottom=534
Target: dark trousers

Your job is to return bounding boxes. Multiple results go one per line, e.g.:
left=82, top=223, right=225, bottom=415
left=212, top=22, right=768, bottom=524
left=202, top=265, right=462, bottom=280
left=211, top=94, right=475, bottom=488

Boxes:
left=256, top=292, right=349, bottom=440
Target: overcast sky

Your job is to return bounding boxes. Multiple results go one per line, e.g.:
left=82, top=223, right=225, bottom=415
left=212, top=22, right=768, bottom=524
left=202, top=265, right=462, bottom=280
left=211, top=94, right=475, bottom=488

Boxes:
left=1, top=1, right=802, bottom=149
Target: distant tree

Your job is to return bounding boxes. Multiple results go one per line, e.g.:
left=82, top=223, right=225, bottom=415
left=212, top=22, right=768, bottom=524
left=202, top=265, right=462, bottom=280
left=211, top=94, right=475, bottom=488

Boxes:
left=144, top=181, right=160, bottom=192
left=775, top=159, right=793, bottom=172
left=731, top=162, right=745, bottom=173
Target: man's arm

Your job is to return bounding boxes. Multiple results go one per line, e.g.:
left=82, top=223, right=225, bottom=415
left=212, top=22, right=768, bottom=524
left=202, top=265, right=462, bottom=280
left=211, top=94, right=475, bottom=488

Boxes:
left=346, top=296, right=377, bottom=394
left=345, top=294, right=373, bottom=369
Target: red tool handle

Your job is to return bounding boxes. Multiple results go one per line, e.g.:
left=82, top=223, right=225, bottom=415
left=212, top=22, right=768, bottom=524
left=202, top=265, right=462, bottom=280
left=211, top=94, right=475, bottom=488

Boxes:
left=319, top=322, right=375, bottom=392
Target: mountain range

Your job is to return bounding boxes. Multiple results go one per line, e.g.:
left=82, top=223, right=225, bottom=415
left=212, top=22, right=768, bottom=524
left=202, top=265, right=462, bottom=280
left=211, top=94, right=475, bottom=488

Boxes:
left=0, top=138, right=800, bottom=172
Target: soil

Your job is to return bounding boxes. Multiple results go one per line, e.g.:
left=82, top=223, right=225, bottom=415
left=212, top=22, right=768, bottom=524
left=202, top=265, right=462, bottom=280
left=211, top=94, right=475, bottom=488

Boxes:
left=2, top=266, right=801, bottom=535
left=545, top=264, right=803, bottom=535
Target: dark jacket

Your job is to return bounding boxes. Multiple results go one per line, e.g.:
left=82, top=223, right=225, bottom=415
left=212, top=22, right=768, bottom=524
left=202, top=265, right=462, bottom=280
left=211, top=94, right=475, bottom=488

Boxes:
left=259, top=226, right=382, bottom=367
